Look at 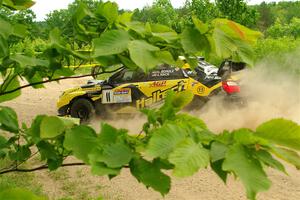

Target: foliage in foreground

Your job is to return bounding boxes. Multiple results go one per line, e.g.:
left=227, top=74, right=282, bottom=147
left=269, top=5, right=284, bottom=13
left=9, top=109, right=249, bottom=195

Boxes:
left=1, top=91, right=300, bottom=200
left=0, top=1, right=300, bottom=200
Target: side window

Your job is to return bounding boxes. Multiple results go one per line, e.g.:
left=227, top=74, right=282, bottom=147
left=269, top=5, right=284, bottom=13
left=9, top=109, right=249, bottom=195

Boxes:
left=122, top=71, right=134, bottom=82
left=110, top=69, right=146, bottom=83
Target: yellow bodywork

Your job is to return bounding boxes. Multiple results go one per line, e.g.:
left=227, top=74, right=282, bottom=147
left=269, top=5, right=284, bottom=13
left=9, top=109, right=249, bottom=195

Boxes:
left=57, top=87, right=86, bottom=109
left=57, top=76, right=222, bottom=111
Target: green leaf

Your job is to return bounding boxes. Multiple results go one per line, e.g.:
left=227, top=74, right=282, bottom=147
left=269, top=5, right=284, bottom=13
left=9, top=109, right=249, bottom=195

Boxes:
left=95, top=55, right=121, bottom=66
left=48, top=28, right=87, bottom=61
left=255, top=118, right=300, bottom=151
left=192, top=17, right=209, bottom=34
left=128, top=40, right=160, bottom=71
left=89, top=143, right=133, bottom=168
left=0, top=135, right=7, bottom=149
left=254, top=150, right=286, bottom=173
left=0, top=35, right=9, bottom=58
left=24, top=72, right=44, bottom=89
left=175, top=114, right=208, bottom=130
left=10, top=54, right=49, bottom=68
left=26, top=115, right=46, bottom=143
left=40, top=116, right=65, bottom=139
left=73, top=3, right=95, bottom=35
left=47, top=157, right=63, bottom=171
left=118, top=54, right=138, bottom=69
left=212, top=27, right=238, bottom=59
left=233, top=128, right=268, bottom=146
left=93, top=30, right=130, bottom=57
left=0, top=188, right=45, bottom=200
left=169, top=138, right=209, bottom=177
left=102, top=143, right=133, bottom=167
left=59, top=116, right=80, bottom=129
left=126, top=21, right=150, bottom=36
left=12, top=23, right=27, bottom=38
left=0, top=106, right=19, bottom=133
left=2, top=0, right=35, bottom=10
left=175, top=114, right=213, bottom=144
left=212, top=19, right=262, bottom=44
left=210, top=141, right=228, bottom=162
left=64, top=125, right=97, bottom=163
left=172, top=90, right=194, bottom=109
left=0, top=75, right=21, bottom=103
left=271, top=146, right=300, bottom=169
left=117, top=12, right=132, bottom=24
left=181, top=27, right=209, bottom=53
left=0, top=150, right=6, bottom=159
left=159, top=90, right=176, bottom=116
left=155, top=51, right=176, bottom=66
left=9, top=146, right=31, bottom=161
left=211, top=19, right=262, bottom=65
left=150, top=24, right=178, bottom=43
left=0, top=18, right=12, bottom=38
left=98, top=123, right=127, bottom=144
left=153, top=158, right=174, bottom=170
left=37, top=141, right=63, bottom=170
left=97, top=1, right=118, bottom=24
left=37, top=141, right=58, bottom=160
left=152, top=32, right=178, bottom=43
left=211, top=159, right=227, bottom=183
left=222, top=144, right=271, bottom=200
left=146, top=123, right=187, bottom=159
left=130, top=157, right=171, bottom=196
left=90, top=161, right=120, bottom=176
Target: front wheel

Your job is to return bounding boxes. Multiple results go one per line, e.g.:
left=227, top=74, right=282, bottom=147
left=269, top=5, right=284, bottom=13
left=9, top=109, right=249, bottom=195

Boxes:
left=70, top=98, right=95, bottom=123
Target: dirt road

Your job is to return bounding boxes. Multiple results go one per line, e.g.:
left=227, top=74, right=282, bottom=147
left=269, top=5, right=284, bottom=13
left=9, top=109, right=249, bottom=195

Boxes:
left=2, top=70, right=300, bottom=200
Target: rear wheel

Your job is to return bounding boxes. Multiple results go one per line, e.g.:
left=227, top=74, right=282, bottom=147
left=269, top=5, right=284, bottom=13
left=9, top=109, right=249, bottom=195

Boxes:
left=70, top=98, right=94, bottom=122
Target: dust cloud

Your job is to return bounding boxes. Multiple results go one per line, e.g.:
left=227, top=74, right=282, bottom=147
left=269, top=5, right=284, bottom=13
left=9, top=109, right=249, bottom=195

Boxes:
left=191, top=63, right=300, bottom=133
left=89, top=58, right=300, bottom=134
left=90, top=114, right=147, bottom=133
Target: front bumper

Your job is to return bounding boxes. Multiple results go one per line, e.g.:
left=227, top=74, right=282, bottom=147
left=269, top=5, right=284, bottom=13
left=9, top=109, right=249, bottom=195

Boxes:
left=58, top=105, right=69, bottom=116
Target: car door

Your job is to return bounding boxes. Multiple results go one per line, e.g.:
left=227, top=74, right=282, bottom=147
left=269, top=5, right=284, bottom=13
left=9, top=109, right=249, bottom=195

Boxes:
left=101, top=69, right=147, bottom=107
left=135, top=66, right=189, bottom=109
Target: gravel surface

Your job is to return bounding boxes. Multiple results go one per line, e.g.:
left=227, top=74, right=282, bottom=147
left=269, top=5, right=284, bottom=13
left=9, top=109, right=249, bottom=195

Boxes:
left=3, top=76, right=300, bottom=200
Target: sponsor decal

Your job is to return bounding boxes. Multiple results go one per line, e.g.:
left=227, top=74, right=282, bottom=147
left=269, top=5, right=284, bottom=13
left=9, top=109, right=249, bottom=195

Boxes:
left=150, top=69, right=175, bottom=77
left=114, top=88, right=130, bottom=95
left=197, top=86, right=205, bottom=94
left=136, top=81, right=186, bottom=109
left=150, top=81, right=167, bottom=87
left=102, top=88, right=132, bottom=104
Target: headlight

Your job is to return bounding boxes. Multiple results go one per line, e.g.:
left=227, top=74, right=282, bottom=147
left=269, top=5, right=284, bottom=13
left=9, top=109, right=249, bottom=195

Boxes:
left=226, top=81, right=238, bottom=86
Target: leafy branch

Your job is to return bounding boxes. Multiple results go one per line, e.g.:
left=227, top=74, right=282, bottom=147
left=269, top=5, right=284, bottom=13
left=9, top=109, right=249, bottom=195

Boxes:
left=0, top=1, right=299, bottom=200
left=1, top=91, right=300, bottom=200
left=0, top=66, right=123, bottom=96
left=0, top=162, right=86, bottom=175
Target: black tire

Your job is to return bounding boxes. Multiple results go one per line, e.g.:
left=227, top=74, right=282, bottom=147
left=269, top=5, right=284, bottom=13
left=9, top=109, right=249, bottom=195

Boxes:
left=70, top=98, right=94, bottom=123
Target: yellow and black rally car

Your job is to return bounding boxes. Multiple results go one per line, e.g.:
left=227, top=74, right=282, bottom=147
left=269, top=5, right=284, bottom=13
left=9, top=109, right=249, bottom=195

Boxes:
left=57, top=58, right=244, bottom=121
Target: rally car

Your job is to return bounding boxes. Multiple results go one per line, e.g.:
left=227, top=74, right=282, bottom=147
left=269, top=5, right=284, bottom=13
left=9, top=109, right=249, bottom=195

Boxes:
left=57, top=58, right=244, bottom=121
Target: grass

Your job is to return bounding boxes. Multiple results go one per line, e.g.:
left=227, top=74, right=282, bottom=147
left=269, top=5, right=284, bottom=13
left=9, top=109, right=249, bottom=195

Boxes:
left=49, top=168, right=69, bottom=181
left=0, top=159, right=44, bottom=197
